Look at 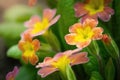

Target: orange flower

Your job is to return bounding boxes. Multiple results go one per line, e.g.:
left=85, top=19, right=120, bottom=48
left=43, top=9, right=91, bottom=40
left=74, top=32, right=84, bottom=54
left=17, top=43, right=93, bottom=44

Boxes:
left=36, top=49, right=89, bottom=77
left=74, top=0, right=114, bottom=22
left=65, top=18, right=103, bottom=49
left=24, top=8, right=60, bottom=37
left=18, top=33, right=40, bottom=65
left=28, top=0, right=37, bottom=6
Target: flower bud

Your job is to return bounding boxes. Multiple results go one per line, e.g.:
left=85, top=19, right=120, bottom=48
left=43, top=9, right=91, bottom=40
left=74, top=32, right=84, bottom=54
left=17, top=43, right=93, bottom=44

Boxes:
left=102, top=34, right=119, bottom=59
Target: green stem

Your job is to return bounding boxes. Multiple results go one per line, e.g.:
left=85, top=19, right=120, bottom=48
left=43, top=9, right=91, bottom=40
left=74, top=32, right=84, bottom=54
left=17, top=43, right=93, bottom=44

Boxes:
left=59, top=64, right=77, bottom=80
left=43, top=30, right=61, bottom=52
left=96, top=55, right=105, bottom=80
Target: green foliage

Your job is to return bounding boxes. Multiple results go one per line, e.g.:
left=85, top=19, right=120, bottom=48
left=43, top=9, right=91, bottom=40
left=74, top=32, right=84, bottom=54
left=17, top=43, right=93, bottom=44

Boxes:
left=57, top=0, right=77, bottom=50
left=7, top=45, right=22, bottom=59
left=105, top=58, right=115, bottom=80
left=112, top=0, right=120, bottom=48
left=83, top=56, right=99, bottom=75
left=66, top=65, right=76, bottom=80
left=4, top=5, right=40, bottom=23
left=90, top=71, right=103, bottom=80
left=15, top=65, right=37, bottom=80
left=0, top=23, right=25, bottom=46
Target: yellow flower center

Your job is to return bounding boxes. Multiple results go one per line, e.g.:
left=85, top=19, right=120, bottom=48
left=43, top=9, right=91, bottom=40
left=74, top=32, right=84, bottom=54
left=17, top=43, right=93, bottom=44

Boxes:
left=52, top=55, right=70, bottom=71
left=75, top=26, right=94, bottom=42
left=23, top=41, right=34, bottom=51
left=10, top=77, right=14, bottom=80
left=84, top=0, right=104, bottom=15
left=32, top=18, right=49, bottom=34
left=23, top=42, right=35, bottom=59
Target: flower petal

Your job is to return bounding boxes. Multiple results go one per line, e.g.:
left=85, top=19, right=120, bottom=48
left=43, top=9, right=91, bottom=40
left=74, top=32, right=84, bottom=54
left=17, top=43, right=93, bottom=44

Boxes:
left=69, top=23, right=82, bottom=33
left=43, top=9, right=56, bottom=21
left=24, top=15, right=41, bottom=28
left=29, top=53, right=39, bottom=65
left=18, top=40, right=25, bottom=51
left=83, top=18, right=98, bottom=28
left=38, top=67, right=58, bottom=78
left=81, top=14, right=98, bottom=23
left=104, top=7, right=114, bottom=15
left=92, top=27, right=103, bottom=40
left=28, top=0, right=37, bottom=6
left=98, top=11, right=111, bottom=22
left=36, top=57, right=53, bottom=68
left=49, top=15, right=60, bottom=26
left=65, top=34, right=77, bottom=45
left=70, top=52, right=89, bottom=65
left=21, top=32, right=33, bottom=42
left=76, top=40, right=91, bottom=49
left=32, top=39, right=40, bottom=51
left=74, top=2, right=88, bottom=17
left=6, top=66, right=19, bottom=80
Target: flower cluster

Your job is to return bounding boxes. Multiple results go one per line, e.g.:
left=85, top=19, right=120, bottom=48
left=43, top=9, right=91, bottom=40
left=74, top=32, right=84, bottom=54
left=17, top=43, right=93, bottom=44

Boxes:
left=6, top=0, right=116, bottom=80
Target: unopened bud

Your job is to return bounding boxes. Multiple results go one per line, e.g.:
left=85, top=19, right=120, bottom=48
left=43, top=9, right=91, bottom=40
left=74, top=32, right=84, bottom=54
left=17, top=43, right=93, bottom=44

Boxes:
left=102, top=34, right=119, bottom=59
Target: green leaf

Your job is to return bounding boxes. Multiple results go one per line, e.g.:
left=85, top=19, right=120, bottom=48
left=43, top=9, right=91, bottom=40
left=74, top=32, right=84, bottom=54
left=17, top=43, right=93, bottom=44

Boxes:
left=105, top=58, right=115, bottom=80
left=37, top=42, right=56, bottom=61
left=83, top=56, right=99, bottom=75
left=4, top=5, right=40, bottom=23
left=15, top=65, right=37, bottom=80
left=66, top=65, right=76, bottom=80
left=90, top=71, right=103, bottom=80
left=57, top=0, right=77, bottom=50
left=0, top=22, right=25, bottom=46
left=43, top=30, right=61, bottom=52
left=7, top=45, right=22, bottom=59
left=86, top=41, right=100, bottom=57
left=112, top=0, right=120, bottom=48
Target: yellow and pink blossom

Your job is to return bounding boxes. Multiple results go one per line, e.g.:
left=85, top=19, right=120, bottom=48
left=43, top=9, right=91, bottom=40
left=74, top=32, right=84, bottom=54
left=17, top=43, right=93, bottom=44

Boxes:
left=36, top=49, right=89, bottom=77
left=65, top=18, right=103, bottom=49
left=18, top=32, right=40, bottom=65
left=74, top=0, right=114, bottom=22
left=24, top=8, right=60, bottom=37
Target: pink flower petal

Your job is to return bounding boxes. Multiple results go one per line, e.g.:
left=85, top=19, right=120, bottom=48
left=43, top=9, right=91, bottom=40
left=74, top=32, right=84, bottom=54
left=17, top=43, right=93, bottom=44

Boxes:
left=74, top=2, right=88, bottom=17
left=36, top=57, right=53, bottom=68
left=24, top=15, right=41, bottom=28
left=69, top=23, right=82, bottom=33
left=104, top=7, right=114, bottom=15
left=81, top=14, right=98, bottom=23
left=49, top=15, right=60, bottom=26
left=65, top=34, right=77, bottom=45
left=6, top=66, right=19, bottom=80
left=97, top=11, right=111, bottom=22
left=38, top=67, right=58, bottom=78
left=76, top=40, right=91, bottom=49
left=92, top=27, right=103, bottom=40
left=43, top=8, right=56, bottom=21
left=83, top=18, right=98, bottom=28
left=70, top=52, right=89, bottom=65
left=24, top=28, right=46, bottom=37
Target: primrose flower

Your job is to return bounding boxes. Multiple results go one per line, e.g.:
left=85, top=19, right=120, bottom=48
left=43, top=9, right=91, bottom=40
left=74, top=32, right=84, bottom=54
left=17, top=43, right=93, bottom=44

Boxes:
left=18, top=32, right=40, bottom=65
left=65, top=18, right=103, bottom=49
left=24, top=8, right=60, bottom=37
left=74, top=0, right=114, bottom=22
left=28, top=0, right=37, bottom=6
left=6, top=66, right=19, bottom=80
left=36, top=49, right=89, bottom=77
